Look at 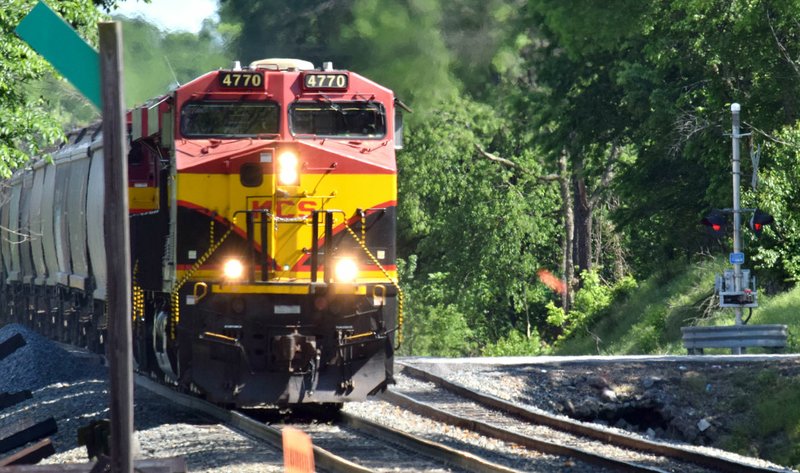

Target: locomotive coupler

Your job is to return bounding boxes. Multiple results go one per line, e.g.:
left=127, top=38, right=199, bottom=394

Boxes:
left=272, top=328, right=317, bottom=373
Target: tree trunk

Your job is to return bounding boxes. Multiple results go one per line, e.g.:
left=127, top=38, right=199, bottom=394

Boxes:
left=573, top=173, right=592, bottom=278
left=558, top=151, right=574, bottom=312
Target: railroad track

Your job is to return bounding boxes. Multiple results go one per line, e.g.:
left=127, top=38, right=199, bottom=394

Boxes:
left=136, top=375, right=528, bottom=472
left=389, top=362, right=790, bottom=473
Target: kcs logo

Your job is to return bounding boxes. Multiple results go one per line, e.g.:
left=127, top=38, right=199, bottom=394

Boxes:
left=252, top=199, right=317, bottom=218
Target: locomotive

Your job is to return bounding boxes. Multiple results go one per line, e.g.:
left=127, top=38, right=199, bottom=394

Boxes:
left=0, top=58, right=403, bottom=407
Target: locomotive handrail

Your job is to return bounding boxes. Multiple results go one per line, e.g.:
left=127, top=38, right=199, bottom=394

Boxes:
left=308, top=208, right=405, bottom=347
left=170, top=217, right=237, bottom=339
left=341, top=214, right=404, bottom=348
left=233, top=208, right=313, bottom=283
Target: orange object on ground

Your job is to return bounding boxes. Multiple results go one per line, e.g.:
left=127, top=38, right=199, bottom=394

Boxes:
left=283, top=427, right=315, bottom=473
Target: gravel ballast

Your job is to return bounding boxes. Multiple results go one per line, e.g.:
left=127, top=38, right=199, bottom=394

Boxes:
left=0, top=324, right=283, bottom=472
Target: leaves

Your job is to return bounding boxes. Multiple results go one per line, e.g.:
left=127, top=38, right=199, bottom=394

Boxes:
left=0, top=0, right=103, bottom=174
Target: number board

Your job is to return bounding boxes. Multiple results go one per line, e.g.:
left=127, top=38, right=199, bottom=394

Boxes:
left=219, top=71, right=264, bottom=89
left=303, top=73, right=348, bottom=90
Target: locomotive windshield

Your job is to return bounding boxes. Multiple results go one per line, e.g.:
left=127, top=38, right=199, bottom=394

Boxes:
left=181, top=101, right=279, bottom=138
left=290, top=101, right=385, bottom=138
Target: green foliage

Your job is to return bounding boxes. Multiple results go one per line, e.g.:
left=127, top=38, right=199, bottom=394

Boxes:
left=400, top=270, right=477, bottom=356
left=398, top=94, right=561, bottom=343
left=339, top=0, right=457, bottom=108
left=546, top=270, right=637, bottom=345
left=494, top=0, right=800, bottom=277
left=481, top=329, right=545, bottom=356
left=744, top=284, right=800, bottom=353
left=725, top=370, right=800, bottom=468
left=0, top=0, right=104, bottom=174
left=118, top=18, right=229, bottom=106
left=556, top=256, right=800, bottom=356
left=554, top=258, right=726, bottom=355
left=219, top=0, right=458, bottom=113
left=745, top=122, right=800, bottom=283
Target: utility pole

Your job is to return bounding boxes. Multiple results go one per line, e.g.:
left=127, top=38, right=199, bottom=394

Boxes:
left=731, top=103, right=743, bottom=330
left=100, top=21, right=134, bottom=473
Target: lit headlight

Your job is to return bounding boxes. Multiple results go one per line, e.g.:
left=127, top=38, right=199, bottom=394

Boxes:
left=223, top=258, right=244, bottom=279
left=278, top=151, right=299, bottom=185
left=334, top=258, right=358, bottom=283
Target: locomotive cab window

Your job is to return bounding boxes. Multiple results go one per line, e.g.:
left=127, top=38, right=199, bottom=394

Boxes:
left=290, top=101, right=385, bottom=139
left=181, top=101, right=280, bottom=138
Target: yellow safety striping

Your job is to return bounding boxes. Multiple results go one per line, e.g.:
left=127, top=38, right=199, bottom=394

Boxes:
left=212, top=284, right=310, bottom=295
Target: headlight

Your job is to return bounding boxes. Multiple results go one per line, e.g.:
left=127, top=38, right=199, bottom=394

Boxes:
left=334, top=258, right=358, bottom=283
left=223, top=258, right=244, bottom=279
left=278, top=151, right=299, bottom=185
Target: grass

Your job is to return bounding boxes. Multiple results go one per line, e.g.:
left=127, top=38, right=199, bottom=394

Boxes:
left=722, top=369, right=800, bottom=468
left=749, top=285, right=800, bottom=351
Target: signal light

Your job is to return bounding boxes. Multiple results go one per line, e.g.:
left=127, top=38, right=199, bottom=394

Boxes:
left=749, top=208, right=774, bottom=237
left=701, top=210, right=727, bottom=236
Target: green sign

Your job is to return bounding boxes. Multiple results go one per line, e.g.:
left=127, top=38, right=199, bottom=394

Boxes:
left=15, top=1, right=101, bottom=108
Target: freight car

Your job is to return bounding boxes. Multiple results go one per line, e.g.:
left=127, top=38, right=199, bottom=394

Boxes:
left=0, top=58, right=403, bottom=407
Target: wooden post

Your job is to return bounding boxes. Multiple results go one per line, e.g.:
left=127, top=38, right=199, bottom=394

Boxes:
left=99, top=22, right=133, bottom=473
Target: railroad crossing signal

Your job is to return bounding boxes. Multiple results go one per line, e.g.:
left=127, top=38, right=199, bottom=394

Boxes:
left=749, top=208, right=774, bottom=237
left=701, top=210, right=727, bottom=236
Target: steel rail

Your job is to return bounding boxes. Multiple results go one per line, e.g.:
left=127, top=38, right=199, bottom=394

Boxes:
left=134, top=375, right=370, bottom=473
left=338, top=411, right=523, bottom=473
left=398, top=362, right=789, bottom=473
left=380, top=388, right=668, bottom=473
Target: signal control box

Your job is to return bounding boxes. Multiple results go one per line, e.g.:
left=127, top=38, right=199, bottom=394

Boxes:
left=715, top=269, right=758, bottom=308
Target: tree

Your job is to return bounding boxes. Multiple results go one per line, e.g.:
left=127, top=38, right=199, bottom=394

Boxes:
left=118, top=18, right=229, bottom=106
left=0, top=0, right=112, bottom=174
left=747, top=123, right=800, bottom=284
left=399, top=94, right=561, bottom=345
left=219, top=0, right=458, bottom=113
left=490, top=0, right=800, bottom=283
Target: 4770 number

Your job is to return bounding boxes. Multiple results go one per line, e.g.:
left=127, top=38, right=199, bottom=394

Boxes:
left=219, top=71, right=263, bottom=89
left=303, top=73, right=348, bottom=90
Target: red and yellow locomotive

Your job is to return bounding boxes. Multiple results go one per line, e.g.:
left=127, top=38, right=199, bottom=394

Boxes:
left=0, top=58, right=402, bottom=407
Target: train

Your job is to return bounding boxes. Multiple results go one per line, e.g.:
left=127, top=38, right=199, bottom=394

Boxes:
left=0, top=58, right=403, bottom=407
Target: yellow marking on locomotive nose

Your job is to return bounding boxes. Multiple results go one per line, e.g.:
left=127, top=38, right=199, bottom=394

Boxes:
left=201, top=332, right=237, bottom=342
left=212, top=284, right=310, bottom=295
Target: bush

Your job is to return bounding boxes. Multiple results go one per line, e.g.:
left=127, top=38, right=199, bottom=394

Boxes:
left=403, top=302, right=476, bottom=356
left=481, top=329, right=546, bottom=356
left=546, top=270, right=637, bottom=345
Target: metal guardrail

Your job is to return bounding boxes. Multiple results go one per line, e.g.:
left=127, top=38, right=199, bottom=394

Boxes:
left=681, top=324, right=788, bottom=354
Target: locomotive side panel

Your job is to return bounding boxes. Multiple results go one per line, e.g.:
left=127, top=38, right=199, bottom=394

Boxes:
left=129, top=140, right=169, bottom=292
